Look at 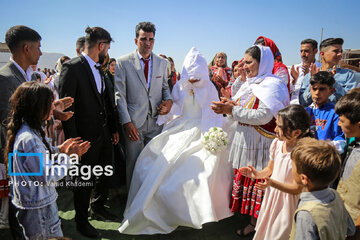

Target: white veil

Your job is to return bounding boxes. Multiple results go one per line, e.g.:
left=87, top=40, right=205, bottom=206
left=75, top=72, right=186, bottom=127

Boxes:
left=157, top=47, right=223, bottom=132
left=233, top=45, right=289, bottom=117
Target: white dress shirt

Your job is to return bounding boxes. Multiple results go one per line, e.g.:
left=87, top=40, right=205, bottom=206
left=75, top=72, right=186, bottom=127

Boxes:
left=10, top=58, right=33, bottom=82
left=82, top=52, right=103, bottom=93
left=289, top=60, right=321, bottom=104
left=137, top=50, right=153, bottom=88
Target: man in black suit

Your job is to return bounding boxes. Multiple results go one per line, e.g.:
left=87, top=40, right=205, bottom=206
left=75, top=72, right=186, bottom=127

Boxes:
left=58, top=26, right=119, bottom=238
left=0, top=25, right=42, bottom=240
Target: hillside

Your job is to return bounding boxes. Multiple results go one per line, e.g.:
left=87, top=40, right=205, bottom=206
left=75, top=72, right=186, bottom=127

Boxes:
left=0, top=52, right=65, bottom=70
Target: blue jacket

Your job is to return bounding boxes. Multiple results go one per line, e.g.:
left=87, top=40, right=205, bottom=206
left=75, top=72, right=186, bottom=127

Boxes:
left=306, top=102, right=345, bottom=152
left=9, top=123, right=70, bottom=209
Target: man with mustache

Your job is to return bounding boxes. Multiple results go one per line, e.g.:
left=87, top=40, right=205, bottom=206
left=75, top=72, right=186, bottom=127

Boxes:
left=290, top=39, right=321, bottom=104
left=58, top=26, right=119, bottom=238
left=115, top=22, right=172, bottom=189
left=299, top=38, right=357, bottom=106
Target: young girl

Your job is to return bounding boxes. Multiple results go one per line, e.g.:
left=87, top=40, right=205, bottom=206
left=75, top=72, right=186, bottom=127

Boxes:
left=239, top=105, right=311, bottom=239
left=4, top=82, right=90, bottom=239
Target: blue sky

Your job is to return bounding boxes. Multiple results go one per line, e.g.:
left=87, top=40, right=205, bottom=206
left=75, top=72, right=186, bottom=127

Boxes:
left=1, top=0, right=359, bottom=70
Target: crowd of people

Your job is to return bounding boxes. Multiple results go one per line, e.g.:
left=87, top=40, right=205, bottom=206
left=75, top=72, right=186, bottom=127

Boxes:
left=0, top=22, right=359, bottom=240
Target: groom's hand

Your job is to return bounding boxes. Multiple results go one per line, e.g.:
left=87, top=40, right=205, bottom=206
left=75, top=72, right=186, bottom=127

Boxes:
left=124, top=122, right=139, bottom=142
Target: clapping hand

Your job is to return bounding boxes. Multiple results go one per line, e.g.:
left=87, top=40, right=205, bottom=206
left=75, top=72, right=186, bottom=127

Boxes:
left=214, top=74, right=226, bottom=84
left=54, top=97, right=74, bottom=111
left=58, top=137, right=91, bottom=158
left=310, top=63, right=320, bottom=76
left=302, top=64, right=310, bottom=75
left=330, top=65, right=337, bottom=75
left=238, top=165, right=260, bottom=179
left=290, top=65, right=300, bottom=85
left=211, top=97, right=235, bottom=115
left=53, top=97, right=74, bottom=121
left=255, top=177, right=272, bottom=190
left=238, top=60, right=246, bottom=83
left=53, top=110, right=74, bottom=121
left=221, top=88, right=231, bottom=99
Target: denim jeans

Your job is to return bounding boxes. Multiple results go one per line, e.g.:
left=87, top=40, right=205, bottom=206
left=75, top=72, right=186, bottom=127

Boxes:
left=16, top=202, right=63, bottom=240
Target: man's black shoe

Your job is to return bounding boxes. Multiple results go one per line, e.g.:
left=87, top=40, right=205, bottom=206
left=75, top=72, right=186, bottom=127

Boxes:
left=90, top=206, right=119, bottom=222
left=76, top=221, right=100, bottom=239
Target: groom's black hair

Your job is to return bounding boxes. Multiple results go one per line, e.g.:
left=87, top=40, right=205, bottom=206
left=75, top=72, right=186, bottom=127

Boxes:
left=84, top=26, right=113, bottom=48
left=135, top=22, right=156, bottom=38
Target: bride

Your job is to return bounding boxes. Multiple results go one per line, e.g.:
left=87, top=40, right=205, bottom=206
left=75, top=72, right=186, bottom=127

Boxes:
left=118, top=47, right=233, bottom=235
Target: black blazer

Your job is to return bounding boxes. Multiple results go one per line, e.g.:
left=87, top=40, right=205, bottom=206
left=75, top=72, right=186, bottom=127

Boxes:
left=58, top=55, right=117, bottom=142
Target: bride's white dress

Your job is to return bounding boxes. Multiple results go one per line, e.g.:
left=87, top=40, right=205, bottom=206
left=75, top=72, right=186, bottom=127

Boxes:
left=119, top=93, right=233, bottom=235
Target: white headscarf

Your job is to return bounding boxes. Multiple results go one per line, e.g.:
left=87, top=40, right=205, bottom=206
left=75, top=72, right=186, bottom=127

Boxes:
left=233, top=45, right=289, bottom=117
left=157, top=47, right=223, bottom=132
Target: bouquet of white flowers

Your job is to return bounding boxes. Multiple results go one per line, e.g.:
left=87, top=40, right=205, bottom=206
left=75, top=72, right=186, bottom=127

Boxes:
left=202, top=127, right=228, bottom=154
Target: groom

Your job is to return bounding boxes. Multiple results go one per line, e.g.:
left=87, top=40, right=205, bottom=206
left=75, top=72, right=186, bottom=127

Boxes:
left=115, top=22, right=172, bottom=188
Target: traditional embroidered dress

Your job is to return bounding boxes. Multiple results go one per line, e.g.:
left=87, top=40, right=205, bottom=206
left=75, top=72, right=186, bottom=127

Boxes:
left=210, top=65, right=232, bottom=97
left=228, top=45, right=289, bottom=217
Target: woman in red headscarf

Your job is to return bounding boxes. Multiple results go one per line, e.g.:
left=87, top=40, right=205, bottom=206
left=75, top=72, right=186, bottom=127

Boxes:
left=209, top=52, right=232, bottom=97
left=255, top=36, right=290, bottom=94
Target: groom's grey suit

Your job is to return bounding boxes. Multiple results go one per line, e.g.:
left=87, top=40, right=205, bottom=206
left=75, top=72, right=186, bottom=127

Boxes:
left=115, top=51, right=172, bottom=186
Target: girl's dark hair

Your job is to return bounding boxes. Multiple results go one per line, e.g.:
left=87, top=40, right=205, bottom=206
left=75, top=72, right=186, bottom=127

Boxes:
left=245, top=46, right=261, bottom=63
left=4, top=82, right=54, bottom=171
left=277, top=105, right=313, bottom=139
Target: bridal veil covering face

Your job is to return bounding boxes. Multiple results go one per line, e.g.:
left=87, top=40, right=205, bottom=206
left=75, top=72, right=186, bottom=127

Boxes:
left=157, top=47, right=223, bottom=132
left=119, top=47, right=233, bottom=235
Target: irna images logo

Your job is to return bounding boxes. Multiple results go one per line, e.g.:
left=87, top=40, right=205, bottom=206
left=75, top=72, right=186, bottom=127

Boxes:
left=8, top=151, right=43, bottom=176
left=8, top=151, right=113, bottom=180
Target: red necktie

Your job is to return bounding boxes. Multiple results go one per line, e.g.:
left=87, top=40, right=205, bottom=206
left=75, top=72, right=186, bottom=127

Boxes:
left=142, top=58, right=149, bottom=83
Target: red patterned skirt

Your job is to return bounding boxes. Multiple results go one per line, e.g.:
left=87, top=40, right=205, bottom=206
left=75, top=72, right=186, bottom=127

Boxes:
left=229, top=169, right=264, bottom=218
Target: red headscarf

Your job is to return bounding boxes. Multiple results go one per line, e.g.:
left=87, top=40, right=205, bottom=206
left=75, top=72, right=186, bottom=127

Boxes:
left=255, top=36, right=290, bottom=94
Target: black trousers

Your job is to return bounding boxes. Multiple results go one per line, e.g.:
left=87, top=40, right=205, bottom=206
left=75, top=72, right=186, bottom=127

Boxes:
left=8, top=200, right=24, bottom=240
left=73, top=127, right=113, bottom=224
